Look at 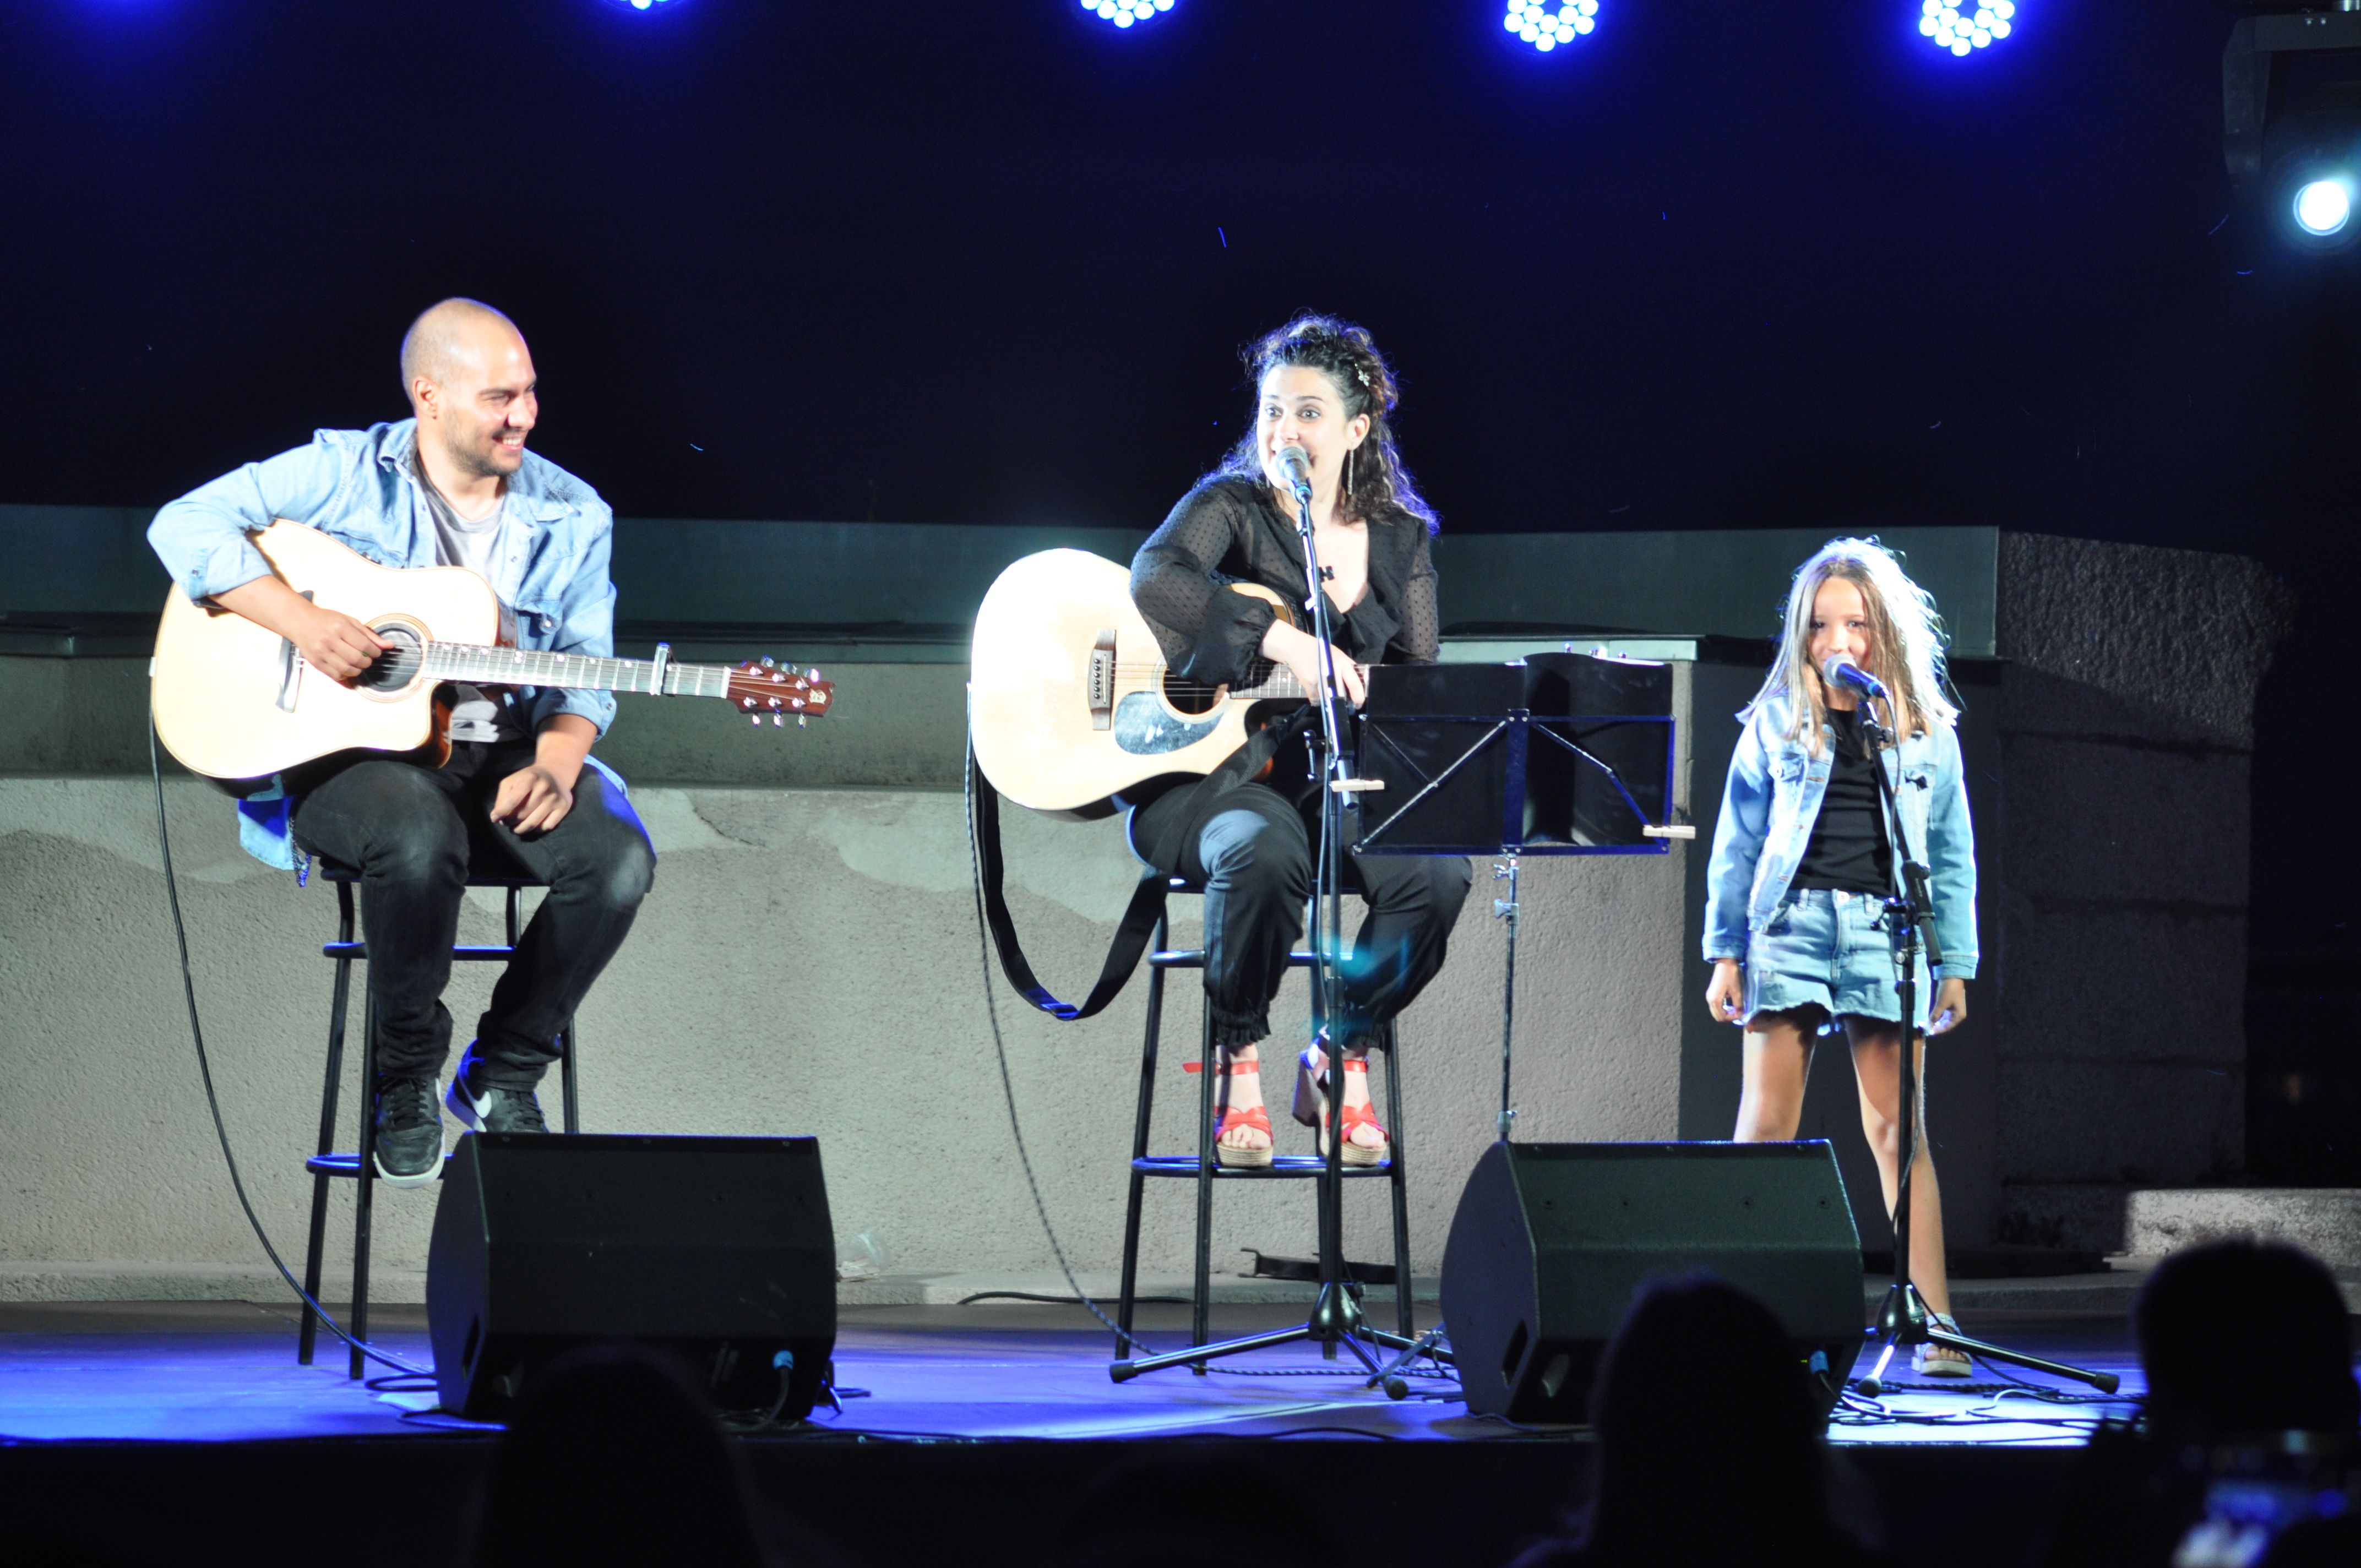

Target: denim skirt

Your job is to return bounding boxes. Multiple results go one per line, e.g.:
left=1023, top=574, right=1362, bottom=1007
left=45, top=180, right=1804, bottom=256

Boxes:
left=1743, top=887, right=1929, bottom=1028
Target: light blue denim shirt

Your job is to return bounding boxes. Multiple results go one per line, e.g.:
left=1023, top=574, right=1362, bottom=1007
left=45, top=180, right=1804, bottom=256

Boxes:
left=148, top=420, right=619, bottom=868
left=1701, top=693, right=1979, bottom=982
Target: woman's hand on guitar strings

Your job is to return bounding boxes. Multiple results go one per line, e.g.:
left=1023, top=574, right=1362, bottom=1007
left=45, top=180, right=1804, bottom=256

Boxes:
left=1260, top=620, right=1367, bottom=706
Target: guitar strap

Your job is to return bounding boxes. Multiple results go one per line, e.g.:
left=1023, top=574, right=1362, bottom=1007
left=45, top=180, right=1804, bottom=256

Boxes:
left=971, top=707, right=1318, bottom=1022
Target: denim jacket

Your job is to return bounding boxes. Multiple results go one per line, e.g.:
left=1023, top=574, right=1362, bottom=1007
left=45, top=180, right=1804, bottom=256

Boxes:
left=148, top=420, right=618, bottom=868
left=1701, top=693, right=1979, bottom=982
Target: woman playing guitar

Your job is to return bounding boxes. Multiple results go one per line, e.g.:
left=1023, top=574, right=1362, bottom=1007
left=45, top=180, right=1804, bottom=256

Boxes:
left=1125, top=315, right=1472, bottom=1169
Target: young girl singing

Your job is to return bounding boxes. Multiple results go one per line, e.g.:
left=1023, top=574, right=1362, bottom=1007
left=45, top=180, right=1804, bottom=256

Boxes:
left=1701, top=538, right=1978, bottom=1376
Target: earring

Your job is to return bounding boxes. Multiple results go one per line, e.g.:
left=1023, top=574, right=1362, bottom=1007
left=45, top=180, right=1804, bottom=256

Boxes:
left=1342, top=446, right=1353, bottom=500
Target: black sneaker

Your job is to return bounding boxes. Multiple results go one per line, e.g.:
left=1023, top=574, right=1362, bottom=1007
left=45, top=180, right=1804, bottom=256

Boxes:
left=445, top=1043, right=550, bottom=1135
left=372, top=1075, right=444, bottom=1186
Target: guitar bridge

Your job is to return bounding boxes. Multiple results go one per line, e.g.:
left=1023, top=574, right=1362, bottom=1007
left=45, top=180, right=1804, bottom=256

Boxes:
left=1087, top=630, right=1117, bottom=732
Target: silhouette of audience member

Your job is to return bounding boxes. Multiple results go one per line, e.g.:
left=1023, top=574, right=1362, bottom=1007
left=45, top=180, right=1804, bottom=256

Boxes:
left=1054, top=1453, right=1337, bottom=1568
left=2033, top=1239, right=2359, bottom=1568
left=460, top=1344, right=777, bottom=1568
left=1511, top=1275, right=1893, bottom=1568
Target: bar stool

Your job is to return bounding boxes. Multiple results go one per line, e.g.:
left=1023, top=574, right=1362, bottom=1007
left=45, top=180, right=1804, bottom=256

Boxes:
left=1112, top=875, right=1413, bottom=1361
left=296, top=864, right=579, bottom=1376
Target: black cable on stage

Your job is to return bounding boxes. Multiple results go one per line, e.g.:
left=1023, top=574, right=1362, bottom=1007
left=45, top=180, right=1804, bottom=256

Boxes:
left=963, top=734, right=1134, bottom=1346
left=149, top=716, right=431, bottom=1379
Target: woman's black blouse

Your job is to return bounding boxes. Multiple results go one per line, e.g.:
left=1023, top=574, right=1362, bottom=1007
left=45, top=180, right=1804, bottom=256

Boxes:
left=1130, top=476, right=1441, bottom=686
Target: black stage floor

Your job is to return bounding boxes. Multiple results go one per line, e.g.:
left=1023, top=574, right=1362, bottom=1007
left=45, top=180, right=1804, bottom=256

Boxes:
left=0, top=1300, right=2153, bottom=1567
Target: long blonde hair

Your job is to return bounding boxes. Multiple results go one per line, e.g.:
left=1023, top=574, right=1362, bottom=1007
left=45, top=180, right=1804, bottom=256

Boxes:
left=1742, top=538, right=1958, bottom=752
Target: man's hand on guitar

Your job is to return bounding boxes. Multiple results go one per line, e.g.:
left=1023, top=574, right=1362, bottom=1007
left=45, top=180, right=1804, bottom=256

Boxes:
left=295, top=603, right=396, bottom=684
left=1261, top=620, right=1366, bottom=706
left=492, top=765, right=575, bottom=835
left=213, top=575, right=391, bottom=685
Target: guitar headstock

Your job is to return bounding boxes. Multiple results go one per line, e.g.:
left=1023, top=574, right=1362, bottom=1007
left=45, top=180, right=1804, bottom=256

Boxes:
left=728, top=659, right=834, bottom=728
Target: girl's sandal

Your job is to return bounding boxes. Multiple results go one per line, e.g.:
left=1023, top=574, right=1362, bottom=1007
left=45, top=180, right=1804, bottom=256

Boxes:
left=1290, top=1049, right=1389, bottom=1168
left=1185, top=1059, right=1274, bottom=1169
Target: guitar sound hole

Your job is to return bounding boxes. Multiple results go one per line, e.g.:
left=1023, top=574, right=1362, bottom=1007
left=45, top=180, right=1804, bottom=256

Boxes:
left=355, top=624, right=426, bottom=692
left=1159, top=675, right=1223, bottom=715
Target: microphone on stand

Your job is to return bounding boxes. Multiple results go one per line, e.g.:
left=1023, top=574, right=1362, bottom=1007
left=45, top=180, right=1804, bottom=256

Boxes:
left=1820, top=652, right=1889, bottom=702
left=1276, top=444, right=1314, bottom=502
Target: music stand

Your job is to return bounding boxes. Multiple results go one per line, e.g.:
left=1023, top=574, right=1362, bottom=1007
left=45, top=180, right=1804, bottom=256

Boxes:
left=1353, top=651, right=1690, bottom=1140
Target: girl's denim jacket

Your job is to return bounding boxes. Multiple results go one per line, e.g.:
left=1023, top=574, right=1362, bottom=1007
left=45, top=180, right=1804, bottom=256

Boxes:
left=1701, top=693, right=1979, bottom=982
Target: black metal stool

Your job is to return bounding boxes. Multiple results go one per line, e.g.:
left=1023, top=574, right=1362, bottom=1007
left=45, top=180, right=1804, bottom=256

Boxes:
left=1113, top=876, right=1413, bottom=1360
left=296, top=864, right=579, bottom=1376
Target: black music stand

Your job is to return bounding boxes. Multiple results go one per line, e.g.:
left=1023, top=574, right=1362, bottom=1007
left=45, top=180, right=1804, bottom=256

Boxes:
left=1352, top=651, right=1688, bottom=1140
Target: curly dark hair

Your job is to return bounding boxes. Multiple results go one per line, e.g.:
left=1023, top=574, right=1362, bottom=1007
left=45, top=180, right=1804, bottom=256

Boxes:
left=1210, top=313, right=1440, bottom=535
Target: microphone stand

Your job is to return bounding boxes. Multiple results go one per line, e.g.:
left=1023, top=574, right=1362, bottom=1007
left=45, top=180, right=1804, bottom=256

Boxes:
left=1111, top=468, right=1429, bottom=1384
left=1852, top=692, right=2117, bottom=1397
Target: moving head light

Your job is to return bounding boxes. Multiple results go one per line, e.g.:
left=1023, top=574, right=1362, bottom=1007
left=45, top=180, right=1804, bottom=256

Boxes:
left=2225, top=6, right=2361, bottom=249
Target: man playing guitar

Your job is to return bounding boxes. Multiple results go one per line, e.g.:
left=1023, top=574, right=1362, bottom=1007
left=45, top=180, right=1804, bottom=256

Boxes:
left=147, top=298, right=655, bottom=1185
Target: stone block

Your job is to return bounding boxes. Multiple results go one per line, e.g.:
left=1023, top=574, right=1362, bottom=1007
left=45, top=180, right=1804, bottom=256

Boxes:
left=1995, top=735, right=2250, bottom=907
left=1996, top=1060, right=2242, bottom=1184
left=1999, top=1182, right=2131, bottom=1254
left=1995, top=532, right=2293, bottom=749
left=1990, top=898, right=2246, bottom=1064
left=2125, top=1188, right=2361, bottom=1267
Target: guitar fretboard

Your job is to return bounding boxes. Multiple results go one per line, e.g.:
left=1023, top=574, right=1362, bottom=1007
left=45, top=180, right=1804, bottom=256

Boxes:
left=422, top=643, right=731, bottom=700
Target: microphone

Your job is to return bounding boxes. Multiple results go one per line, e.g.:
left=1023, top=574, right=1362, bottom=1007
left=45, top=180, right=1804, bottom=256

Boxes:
left=1276, top=444, right=1314, bottom=499
left=1820, top=653, right=1889, bottom=701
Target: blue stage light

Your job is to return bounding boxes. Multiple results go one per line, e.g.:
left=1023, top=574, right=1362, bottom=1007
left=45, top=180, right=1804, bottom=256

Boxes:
left=1084, top=0, right=1176, bottom=28
left=2294, top=178, right=2353, bottom=238
left=1503, top=1, right=1598, bottom=55
left=1918, top=0, right=2014, bottom=57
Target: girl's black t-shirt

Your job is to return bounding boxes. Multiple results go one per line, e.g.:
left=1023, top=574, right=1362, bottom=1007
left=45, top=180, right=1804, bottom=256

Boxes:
left=1791, top=709, right=1892, bottom=896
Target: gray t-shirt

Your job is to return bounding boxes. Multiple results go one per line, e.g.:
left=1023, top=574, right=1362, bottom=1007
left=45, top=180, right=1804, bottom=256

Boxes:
left=417, top=465, right=527, bottom=745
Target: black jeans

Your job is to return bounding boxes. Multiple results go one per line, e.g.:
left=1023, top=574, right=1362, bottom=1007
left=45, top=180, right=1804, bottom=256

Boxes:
left=290, top=744, right=656, bottom=1087
left=1133, top=781, right=1473, bottom=1053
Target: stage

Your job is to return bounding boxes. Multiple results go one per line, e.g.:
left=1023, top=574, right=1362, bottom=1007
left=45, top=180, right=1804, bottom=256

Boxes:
left=1, top=1298, right=2153, bottom=1567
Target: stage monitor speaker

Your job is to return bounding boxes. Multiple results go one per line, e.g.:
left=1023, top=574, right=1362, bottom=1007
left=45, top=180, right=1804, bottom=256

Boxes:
left=428, top=1133, right=837, bottom=1422
left=1440, top=1140, right=1864, bottom=1423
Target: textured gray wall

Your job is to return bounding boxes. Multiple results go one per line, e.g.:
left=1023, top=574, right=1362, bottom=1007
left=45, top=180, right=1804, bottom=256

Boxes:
left=0, top=524, right=2287, bottom=1294
left=1990, top=533, right=2293, bottom=1252
left=0, top=709, right=1691, bottom=1299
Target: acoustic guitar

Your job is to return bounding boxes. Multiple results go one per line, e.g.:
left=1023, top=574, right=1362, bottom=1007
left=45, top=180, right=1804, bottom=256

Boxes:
left=968, top=548, right=1316, bottom=814
left=151, top=520, right=833, bottom=790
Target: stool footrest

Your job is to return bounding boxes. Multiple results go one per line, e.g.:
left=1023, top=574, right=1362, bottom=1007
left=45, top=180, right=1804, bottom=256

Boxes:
left=304, top=1151, right=454, bottom=1178
left=323, top=943, right=517, bottom=962
left=1131, top=1154, right=1390, bottom=1178
left=1149, top=950, right=1318, bottom=970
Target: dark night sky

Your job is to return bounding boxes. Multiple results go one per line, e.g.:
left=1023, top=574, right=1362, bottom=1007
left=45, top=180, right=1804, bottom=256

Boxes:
left=1, top=1, right=2351, bottom=946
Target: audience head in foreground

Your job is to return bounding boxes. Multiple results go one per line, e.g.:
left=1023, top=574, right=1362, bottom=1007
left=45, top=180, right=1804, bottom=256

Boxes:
left=1516, top=1274, right=1890, bottom=1568
left=2034, top=1239, right=2359, bottom=1568
left=461, top=1344, right=775, bottom=1568
left=2135, top=1237, right=2357, bottom=1440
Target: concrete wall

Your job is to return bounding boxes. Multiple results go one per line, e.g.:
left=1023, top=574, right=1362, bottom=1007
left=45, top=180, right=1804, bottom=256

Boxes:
left=1990, top=533, right=2292, bottom=1251
left=0, top=690, right=1693, bottom=1299
left=0, top=522, right=2288, bottom=1295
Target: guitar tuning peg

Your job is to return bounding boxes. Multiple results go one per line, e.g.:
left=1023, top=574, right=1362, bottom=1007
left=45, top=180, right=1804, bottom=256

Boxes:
left=808, top=667, right=822, bottom=681
left=760, top=656, right=776, bottom=668
left=772, top=713, right=784, bottom=727
left=748, top=714, right=761, bottom=727
left=797, top=715, right=807, bottom=728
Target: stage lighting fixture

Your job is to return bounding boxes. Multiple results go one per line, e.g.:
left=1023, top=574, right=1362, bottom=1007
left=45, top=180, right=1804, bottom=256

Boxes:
left=2224, top=9, right=2361, bottom=251
left=1503, top=1, right=1598, bottom=54
left=1083, top=0, right=1175, bottom=28
left=2295, top=175, right=2353, bottom=233
left=1918, top=1, right=2015, bottom=57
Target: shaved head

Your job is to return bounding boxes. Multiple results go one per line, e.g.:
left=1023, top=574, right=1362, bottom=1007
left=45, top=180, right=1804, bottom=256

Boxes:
left=400, top=297, right=524, bottom=394
left=402, top=298, right=538, bottom=486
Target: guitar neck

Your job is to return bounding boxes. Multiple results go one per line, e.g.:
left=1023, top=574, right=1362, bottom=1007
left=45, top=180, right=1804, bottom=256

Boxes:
left=425, top=643, right=733, bottom=701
